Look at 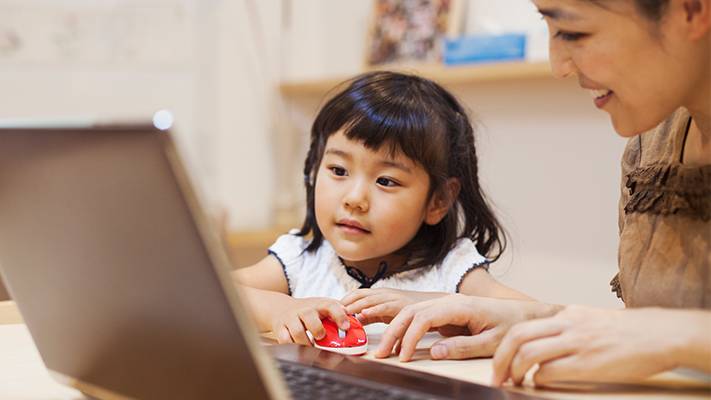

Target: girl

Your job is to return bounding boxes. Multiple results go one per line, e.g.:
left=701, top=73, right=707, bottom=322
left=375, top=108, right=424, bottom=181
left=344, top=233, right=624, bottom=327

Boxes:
left=233, top=71, right=529, bottom=346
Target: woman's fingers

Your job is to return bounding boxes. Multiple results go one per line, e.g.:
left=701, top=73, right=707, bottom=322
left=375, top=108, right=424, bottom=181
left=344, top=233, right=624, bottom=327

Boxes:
left=430, top=328, right=502, bottom=360
left=340, top=289, right=370, bottom=307
left=375, top=304, right=419, bottom=358
left=509, top=335, right=576, bottom=386
left=345, top=294, right=389, bottom=315
left=491, top=318, right=567, bottom=386
left=436, top=324, right=471, bottom=337
left=533, top=355, right=584, bottom=386
left=397, top=304, right=473, bottom=361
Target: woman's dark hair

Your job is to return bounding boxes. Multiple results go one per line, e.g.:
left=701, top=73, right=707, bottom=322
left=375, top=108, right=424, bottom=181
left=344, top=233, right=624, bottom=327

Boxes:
left=587, top=0, right=669, bottom=21
left=296, top=71, right=506, bottom=269
left=632, top=0, right=669, bottom=20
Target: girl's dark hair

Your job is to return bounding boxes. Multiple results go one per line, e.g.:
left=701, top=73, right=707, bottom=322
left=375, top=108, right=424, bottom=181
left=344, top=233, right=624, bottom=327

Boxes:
left=297, top=71, right=506, bottom=269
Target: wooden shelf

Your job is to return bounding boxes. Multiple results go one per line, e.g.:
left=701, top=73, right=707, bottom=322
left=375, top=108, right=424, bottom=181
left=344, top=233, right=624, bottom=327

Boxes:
left=279, top=61, right=552, bottom=97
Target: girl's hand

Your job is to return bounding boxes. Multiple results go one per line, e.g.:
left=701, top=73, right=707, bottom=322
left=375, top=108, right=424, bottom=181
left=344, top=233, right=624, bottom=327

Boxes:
left=341, top=288, right=445, bottom=325
left=271, top=297, right=350, bottom=346
left=375, top=294, right=554, bottom=362
left=491, top=306, right=705, bottom=387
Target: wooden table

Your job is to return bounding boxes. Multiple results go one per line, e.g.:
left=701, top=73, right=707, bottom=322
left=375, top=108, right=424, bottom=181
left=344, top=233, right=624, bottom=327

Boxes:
left=1, top=301, right=709, bottom=400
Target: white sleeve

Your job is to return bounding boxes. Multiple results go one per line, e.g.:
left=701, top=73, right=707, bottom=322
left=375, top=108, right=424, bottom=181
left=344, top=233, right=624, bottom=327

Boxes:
left=267, top=230, right=310, bottom=295
left=437, top=238, right=490, bottom=293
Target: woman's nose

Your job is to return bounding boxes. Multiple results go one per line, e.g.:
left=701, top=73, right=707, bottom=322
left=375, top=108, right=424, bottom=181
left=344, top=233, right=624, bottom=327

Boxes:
left=343, top=182, right=369, bottom=212
left=549, top=41, right=577, bottom=79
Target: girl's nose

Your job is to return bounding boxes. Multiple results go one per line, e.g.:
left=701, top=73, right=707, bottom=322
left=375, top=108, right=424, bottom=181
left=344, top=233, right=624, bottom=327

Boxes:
left=343, top=182, right=369, bottom=212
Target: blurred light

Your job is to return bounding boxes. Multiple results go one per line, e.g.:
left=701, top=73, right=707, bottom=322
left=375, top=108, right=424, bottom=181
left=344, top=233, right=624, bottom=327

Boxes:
left=152, top=110, right=174, bottom=131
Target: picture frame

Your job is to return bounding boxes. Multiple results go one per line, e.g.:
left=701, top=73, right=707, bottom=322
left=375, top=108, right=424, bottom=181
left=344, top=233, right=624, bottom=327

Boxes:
left=364, top=0, right=464, bottom=67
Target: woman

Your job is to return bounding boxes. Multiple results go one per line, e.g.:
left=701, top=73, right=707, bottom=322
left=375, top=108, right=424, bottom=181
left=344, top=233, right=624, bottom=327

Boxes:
left=370, top=0, right=711, bottom=387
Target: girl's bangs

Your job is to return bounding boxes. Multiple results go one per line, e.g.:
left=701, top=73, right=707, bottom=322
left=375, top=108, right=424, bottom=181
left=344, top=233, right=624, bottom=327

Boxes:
left=335, top=101, right=445, bottom=170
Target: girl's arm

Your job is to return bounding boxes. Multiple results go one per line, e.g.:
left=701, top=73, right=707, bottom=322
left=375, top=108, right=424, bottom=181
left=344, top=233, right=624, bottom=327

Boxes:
left=232, top=256, right=350, bottom=342
left=457, top=268, right=533, bottom=300
left=232, top=255, right=293, bottom=331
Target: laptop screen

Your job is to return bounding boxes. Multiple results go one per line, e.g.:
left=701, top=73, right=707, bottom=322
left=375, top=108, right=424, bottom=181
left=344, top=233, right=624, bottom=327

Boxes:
left=0, top=125, right=286, bottom=399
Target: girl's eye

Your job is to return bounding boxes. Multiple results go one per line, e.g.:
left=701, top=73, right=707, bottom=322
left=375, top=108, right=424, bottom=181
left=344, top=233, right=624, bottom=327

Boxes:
left=329, top=166, right=347, bottom=176
left=376, top=177, right=399, bottom=187
left=554, top=30, right=587, bottom=42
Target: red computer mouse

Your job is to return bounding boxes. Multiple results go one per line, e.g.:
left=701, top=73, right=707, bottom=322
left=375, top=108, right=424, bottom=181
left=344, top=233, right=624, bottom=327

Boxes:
left=314, top=315, right=368, bottom=356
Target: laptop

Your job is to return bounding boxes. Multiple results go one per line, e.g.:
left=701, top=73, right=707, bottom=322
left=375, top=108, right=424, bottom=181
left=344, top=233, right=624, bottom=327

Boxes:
left=0, top=123, right=540, bottom=399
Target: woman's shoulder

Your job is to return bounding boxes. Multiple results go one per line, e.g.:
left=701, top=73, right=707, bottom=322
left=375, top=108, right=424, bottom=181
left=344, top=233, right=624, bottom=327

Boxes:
left=624, top=107, right=690, bottom=167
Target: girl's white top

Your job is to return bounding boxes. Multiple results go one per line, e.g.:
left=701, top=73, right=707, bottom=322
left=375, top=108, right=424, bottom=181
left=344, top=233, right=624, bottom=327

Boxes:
left=268, top=231, right=489, bottom=299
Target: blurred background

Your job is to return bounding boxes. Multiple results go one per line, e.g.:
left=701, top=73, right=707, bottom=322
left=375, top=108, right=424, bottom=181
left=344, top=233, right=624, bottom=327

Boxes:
left=0, top=0, right=626, bottom=307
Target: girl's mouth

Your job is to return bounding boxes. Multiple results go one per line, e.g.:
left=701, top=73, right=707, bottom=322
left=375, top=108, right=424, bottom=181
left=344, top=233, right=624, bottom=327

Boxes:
left=589, top=89, right=613, bottom=109
left=337, top=224, right=369, bottom=234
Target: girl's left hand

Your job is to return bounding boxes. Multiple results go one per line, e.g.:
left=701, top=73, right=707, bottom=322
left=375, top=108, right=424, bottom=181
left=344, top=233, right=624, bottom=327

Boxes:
left=341, top=288, right=445, bottom=325
left=491, top=305, right=691, bottom=387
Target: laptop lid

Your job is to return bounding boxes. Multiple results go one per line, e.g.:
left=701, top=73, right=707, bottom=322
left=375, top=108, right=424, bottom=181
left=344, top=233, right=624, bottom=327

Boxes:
left=0, top=124, right=289, bottom=399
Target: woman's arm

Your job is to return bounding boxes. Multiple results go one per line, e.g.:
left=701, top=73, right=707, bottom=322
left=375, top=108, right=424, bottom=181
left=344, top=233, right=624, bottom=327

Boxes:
left=674, top=309, right=711, bottom=373
left=492, top=306, right=711, bottom=386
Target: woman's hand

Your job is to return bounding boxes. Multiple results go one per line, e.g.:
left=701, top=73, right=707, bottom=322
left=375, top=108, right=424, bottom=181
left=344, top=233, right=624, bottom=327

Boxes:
left=341, top=288, right=445, bottom=325
left=492, top=305, right=711, bottom=387
left=270, top=297, right=350, bottom=346
left=374, top=294, right=557, bottom=362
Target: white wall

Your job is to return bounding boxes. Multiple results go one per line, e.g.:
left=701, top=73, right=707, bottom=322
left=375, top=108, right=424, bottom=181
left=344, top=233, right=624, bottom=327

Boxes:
left=0, top=0, right=626, bottom=307
left=0, top=0, right=282, bottom=228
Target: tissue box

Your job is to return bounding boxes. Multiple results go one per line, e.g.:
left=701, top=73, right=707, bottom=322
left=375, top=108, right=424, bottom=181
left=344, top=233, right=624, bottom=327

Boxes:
left=443, top=33, right=526, bottom=65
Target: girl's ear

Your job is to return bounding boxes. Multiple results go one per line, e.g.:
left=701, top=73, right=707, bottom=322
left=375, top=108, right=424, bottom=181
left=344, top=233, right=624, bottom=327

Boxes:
left=424, top=178, right=461, bottom=225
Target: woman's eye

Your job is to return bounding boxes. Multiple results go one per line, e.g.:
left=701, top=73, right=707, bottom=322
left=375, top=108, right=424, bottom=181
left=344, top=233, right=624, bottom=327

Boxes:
left=329, top=166, right=347, bottom=176
left=554, top=30, right=587, bottom=42
left=376, top=177, right=399, bottom=187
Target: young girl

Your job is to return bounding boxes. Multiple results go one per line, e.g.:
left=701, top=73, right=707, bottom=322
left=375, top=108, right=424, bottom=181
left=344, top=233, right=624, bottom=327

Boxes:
left=233, top=71, right=528, bottom=346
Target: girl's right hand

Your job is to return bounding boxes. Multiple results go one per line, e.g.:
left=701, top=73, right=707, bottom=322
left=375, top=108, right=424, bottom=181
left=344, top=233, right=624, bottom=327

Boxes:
left=271, top=297, right=351, bottom=346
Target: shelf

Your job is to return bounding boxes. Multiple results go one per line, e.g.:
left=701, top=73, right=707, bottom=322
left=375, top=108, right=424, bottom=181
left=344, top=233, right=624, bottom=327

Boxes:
left=279, top=61, right=552, bottom=97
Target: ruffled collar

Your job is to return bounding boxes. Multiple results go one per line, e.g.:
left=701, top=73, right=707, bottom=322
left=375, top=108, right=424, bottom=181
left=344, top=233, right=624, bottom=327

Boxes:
left=624, top=162, right=711, bottom=221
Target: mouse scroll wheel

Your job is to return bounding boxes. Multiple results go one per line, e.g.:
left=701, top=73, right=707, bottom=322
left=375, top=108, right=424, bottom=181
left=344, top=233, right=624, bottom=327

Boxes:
left=338, top=329, right=346, bottom=339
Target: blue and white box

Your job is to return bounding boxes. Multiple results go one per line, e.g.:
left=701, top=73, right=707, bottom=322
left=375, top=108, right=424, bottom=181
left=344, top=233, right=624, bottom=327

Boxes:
left=443, top=33, right=527, bottom=65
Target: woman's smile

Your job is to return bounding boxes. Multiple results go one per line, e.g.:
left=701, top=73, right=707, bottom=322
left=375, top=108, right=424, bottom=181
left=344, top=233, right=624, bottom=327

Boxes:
left=590, top=89, right=614, bottom=109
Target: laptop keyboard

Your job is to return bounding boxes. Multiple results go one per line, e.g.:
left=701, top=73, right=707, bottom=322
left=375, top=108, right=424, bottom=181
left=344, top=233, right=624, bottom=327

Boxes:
left=278, top=359, right=440, bottom=400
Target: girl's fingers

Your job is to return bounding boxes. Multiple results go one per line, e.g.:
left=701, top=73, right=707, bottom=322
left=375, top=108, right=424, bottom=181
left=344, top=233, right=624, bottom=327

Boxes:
left=319, top=302, right=350, bottom=330
left=276, top=325, right=292, bottom=344
left=299, top=310, right=326, bottom=340
left=284, top=316, right=311, bottom=346
left=491, top=318, right=567, bottom=386
left=509, top=335, right=577, bottom=386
